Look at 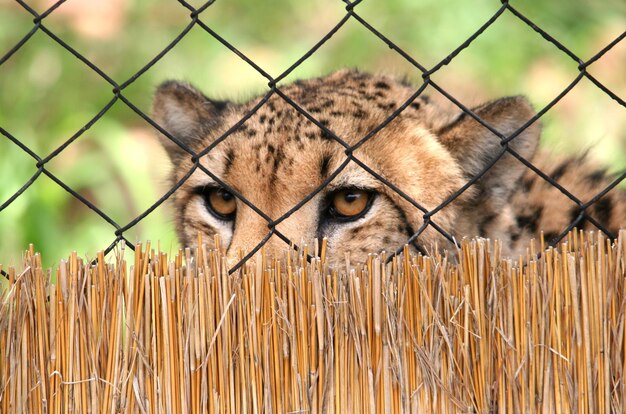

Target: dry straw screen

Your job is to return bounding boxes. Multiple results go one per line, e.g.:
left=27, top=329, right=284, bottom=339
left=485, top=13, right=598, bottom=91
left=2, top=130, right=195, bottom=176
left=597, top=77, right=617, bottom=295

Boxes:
left=1, top=0, right=624, bottom=273
left=1, top=230, right=625, bottom=413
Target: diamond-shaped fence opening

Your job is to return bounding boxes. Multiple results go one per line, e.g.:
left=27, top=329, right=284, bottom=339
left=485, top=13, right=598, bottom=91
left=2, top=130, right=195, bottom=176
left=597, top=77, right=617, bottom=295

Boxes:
left=0, top=0, right=624, bottom=277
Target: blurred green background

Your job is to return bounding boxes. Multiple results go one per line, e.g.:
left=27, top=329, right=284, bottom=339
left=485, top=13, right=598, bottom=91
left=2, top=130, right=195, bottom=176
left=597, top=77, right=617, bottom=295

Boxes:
left=1, top=0, right=625, bottom=268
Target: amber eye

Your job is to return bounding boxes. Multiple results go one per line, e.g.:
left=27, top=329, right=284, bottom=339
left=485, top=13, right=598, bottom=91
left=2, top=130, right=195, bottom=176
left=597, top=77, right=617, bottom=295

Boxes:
left=329, top=189, right=373, bottom=219
left=205, top=187, right=237, bottom=219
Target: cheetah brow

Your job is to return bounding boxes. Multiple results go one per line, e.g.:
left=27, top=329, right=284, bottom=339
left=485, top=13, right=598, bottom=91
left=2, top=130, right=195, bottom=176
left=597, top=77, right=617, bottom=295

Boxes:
left=191, top=183, right=220, bottom=194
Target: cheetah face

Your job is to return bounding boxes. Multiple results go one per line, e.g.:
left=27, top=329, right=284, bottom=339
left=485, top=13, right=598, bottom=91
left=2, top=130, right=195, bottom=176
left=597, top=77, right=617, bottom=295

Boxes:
left=153, top=69, right=539, bottom=268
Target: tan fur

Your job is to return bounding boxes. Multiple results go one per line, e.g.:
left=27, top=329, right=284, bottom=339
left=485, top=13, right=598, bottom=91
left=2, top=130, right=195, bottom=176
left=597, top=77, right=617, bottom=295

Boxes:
left=153, top=69, right=625, bottom=267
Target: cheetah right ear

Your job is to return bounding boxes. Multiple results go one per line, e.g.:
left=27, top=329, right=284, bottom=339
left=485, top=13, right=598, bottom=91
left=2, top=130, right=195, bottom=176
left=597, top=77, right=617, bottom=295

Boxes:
left=436, top=96, right=540, bottom=208
left=152, top=81, right=230, bottom=160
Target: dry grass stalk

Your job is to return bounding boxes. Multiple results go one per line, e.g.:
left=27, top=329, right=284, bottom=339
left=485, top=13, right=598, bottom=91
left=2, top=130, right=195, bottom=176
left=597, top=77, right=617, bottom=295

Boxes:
left=1, top=229, right=625, bottom=413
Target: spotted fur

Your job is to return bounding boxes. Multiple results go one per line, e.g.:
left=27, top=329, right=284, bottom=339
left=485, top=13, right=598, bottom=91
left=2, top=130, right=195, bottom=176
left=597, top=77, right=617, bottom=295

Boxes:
left=153, top=69, right=625, bottom=267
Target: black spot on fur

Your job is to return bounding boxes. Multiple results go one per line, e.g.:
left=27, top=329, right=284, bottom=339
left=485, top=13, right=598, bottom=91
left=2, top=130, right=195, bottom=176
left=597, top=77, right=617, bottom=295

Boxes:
left=376, top=102, right=396, bottom=111
left=320, top=100, right=334, bottom=109
left=592, top=197, right=613, bottom=224
left=268, top=172, right=277, bottom=189
left=318, top=119, right=334, bottom=141
left=551, top=161, right=569, bottom=181
left=330, top=111, right=343, bottom=117
left=587, top=169, right=607, bottom=184
left=510, top=231, right=521, bottom=242
left=374, top=81, right=390, bottom=90
left=353, top=109, right=367, bottom=119
left=309, top=106, right=321, bottom=113
left=320, top=130, right=333, bottom=141
left=410, top=102, right=421, bottom=110
left=516, top=206, right=543, bottom=234
left=223, top=148, right=235, bottom=175
left=320, top=155, right=331, bottom=178
left=274, top=146, right=285, bottom=168
left=259, top=114, right=267, bottom=124
left=351, top=100, right=363, bottom=109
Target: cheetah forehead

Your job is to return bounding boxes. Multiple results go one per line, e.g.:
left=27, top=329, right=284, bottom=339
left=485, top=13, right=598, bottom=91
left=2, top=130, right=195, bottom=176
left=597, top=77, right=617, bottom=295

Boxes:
left=193, top=74, right=442, bottom=169
left=210, top=71, right=440, bottom=147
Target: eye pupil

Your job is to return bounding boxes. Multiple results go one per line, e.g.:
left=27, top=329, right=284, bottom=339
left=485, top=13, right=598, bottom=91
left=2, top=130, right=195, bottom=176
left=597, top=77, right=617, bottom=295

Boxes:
left=344, top=192, right=359, bottom=203
left=330, top=189, right=372, bottom=219
left=217, top=188, right=233, bottom=201
left=205, top=187, right=237, bottom=218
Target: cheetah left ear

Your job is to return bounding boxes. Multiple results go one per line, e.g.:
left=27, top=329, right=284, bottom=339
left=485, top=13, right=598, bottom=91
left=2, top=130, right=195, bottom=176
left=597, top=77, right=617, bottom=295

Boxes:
left=152, top=81, right=231, bottom=161
left=437, top=96, right=540, bottom=206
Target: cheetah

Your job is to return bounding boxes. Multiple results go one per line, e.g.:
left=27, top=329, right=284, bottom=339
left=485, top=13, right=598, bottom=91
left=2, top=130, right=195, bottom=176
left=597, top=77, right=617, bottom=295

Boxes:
left=152, top=69, right=625, bottom=267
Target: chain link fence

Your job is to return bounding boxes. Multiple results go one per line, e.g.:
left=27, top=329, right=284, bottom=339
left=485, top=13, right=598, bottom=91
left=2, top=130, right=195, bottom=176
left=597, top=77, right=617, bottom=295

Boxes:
left=1, top=0, right=625, bottom=276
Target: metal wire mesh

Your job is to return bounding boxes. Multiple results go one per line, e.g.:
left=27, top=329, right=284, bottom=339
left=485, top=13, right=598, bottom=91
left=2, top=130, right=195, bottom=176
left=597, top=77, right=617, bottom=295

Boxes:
left=1, top=0, right=625, bottom=277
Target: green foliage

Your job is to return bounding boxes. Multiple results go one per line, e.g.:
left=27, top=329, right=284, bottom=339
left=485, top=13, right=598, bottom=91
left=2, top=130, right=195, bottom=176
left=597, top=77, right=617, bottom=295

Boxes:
left=1, top=0, right=624, bottom=267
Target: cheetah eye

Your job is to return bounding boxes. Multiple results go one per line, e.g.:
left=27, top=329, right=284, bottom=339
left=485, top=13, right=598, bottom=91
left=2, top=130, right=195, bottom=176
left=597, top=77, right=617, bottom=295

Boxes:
left=201, top=186, right=237, bottom=220
left=327, top=188, right=374, bottom=220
